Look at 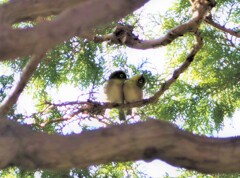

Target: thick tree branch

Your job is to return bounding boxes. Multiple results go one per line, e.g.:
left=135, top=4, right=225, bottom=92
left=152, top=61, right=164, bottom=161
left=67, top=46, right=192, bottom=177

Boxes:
left=0, top=118, right=240, bottom=173
left=0, top=54, right=45, bottom=117
left=0, top=0, right=149, bottom=61
left=0, top=0, right=87, bottom=24
left=204, top=15, right=240, bottom=38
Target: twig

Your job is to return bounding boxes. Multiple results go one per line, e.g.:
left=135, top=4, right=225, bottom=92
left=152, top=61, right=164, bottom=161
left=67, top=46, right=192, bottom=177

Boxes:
left=204, top=15, right=240, bottom=38
left=0, top=53, right=45, bottom=117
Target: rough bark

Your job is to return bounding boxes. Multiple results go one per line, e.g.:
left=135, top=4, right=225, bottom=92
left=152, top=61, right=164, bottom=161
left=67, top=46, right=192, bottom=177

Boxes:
left=0, top=0, right=88, bottom=24
left=0, top=0, right=149, bottom=60
left=0, top=119, right=240, bottom=173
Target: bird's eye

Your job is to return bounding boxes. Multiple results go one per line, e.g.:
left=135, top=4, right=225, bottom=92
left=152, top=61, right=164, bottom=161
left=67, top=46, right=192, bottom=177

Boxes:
left=120, top=74, right=125, bottom=78
left=139, top=79, right=143, bottom=83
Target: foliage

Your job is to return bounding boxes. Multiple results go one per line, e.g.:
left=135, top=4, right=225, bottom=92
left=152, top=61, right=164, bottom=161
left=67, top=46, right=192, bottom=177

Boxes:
left=176, top=169, right=240, bottom=178
left=0, top=75, right=13, bottom=102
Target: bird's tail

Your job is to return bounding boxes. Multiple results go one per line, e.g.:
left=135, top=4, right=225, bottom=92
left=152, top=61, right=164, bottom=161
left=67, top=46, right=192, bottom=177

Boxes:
left=119, top=109, right=125, bottom=121
left=126, top=109, right=132, bottom=116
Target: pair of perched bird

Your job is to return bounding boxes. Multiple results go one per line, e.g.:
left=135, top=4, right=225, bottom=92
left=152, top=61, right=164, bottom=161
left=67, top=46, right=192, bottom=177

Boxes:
left=105, top=70, right=146, bottom=120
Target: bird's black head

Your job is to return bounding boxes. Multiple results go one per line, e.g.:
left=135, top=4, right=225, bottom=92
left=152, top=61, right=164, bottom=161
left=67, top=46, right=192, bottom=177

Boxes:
left=109, top=70, right=127, bottom=80
left=137, top=75, right=146, bottom=88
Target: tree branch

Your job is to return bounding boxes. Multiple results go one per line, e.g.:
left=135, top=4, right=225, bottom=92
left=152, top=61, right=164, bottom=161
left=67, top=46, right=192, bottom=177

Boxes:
left=0, top=0, right=87, bottom=24
left=93, top=0, right=215, bottom=49
left=0, top=0, right=149, bottom=61
left=204, top=15, right=240, bottom=38
left=0, top=118, right=240, bottom=173
left=0, top=54, right=45, bottom=117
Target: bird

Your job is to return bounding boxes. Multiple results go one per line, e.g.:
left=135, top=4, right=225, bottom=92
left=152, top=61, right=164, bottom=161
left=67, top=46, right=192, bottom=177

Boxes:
left=123, top=74, right=146, bottom=115
left=104, top=70, right=127, bottom=120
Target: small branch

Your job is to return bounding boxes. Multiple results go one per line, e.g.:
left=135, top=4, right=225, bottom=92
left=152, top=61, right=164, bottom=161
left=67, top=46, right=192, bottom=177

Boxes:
left=1, top=118, right=240, bottom=173
left=204, top=15, right=240, bottom=38
left=148, top=31, right=203, bottom=103
left=45, top=101, right=92, bottom=107
left=94, top=22, right=197, bottom=50
left=39, top=118, right=72, bottom=128
left=0, top=53, right=45, bottom=117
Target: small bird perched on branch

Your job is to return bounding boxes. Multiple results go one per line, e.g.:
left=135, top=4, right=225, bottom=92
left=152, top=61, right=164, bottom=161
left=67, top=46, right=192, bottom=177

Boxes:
left=104, top=70, right=127, bottom=120
left=124, top=74, right=146, bottom=115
